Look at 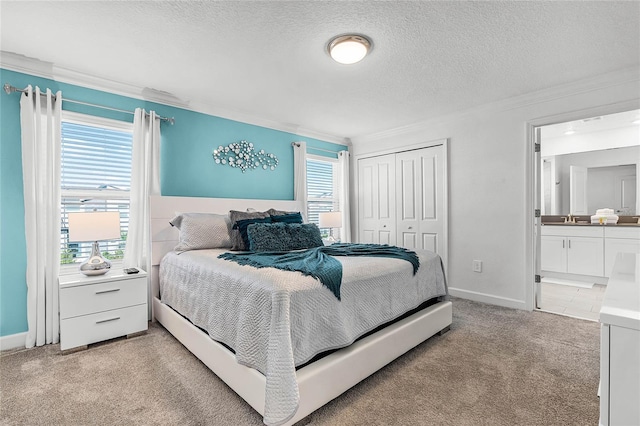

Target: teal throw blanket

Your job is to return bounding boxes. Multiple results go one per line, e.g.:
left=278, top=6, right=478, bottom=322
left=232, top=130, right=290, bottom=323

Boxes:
left=218, top=243, right=420, bottom=300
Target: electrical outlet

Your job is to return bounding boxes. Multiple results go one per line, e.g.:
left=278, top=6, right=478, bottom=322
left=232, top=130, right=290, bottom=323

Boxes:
left=472, top=260, right=482, bottom=273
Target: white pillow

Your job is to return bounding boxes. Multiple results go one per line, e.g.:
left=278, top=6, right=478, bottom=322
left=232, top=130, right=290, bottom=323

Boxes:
left=169, top=213, right=232, bottom=252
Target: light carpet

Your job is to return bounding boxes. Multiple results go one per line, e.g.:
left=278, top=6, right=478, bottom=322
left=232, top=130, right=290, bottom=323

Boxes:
left=0, top=298, right=600, bottom=425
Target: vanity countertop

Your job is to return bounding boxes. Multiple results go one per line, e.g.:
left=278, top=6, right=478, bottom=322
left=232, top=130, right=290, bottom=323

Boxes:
left=541, top=215, right=640, bottom=227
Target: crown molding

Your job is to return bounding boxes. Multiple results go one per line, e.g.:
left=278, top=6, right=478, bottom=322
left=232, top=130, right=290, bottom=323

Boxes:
left=0, top=50, right=348, bottom=146
left=5, top=49, right=633, bottom=148
left=0, top=51, right=188, bottom=107
left=351, top=66, right=640, bottom=145
left=185, top=98, right=348, bottom=145
left=0, top=51, right=55, bottom=77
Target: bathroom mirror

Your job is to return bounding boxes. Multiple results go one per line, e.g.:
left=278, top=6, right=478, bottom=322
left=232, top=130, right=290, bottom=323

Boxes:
left=540, top=109, right=640, bottom=217
left=542, top=148, right=638, bottom=216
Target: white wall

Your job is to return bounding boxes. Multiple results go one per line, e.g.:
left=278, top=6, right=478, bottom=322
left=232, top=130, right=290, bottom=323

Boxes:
left=350, top=69, right=640, bottom=310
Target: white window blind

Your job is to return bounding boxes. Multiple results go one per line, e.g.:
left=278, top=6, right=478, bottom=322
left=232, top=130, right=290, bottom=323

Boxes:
left=306, top=157, right=339, bottom=234
left=60, top=115, right=133, bottom=265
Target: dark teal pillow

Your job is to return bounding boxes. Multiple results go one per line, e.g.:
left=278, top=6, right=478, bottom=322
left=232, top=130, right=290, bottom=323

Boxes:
left=247, top=223, right=323, bottom=252
left=271, top=212, right=303, bottom=224
left=233, top=216, right=272, bottom=251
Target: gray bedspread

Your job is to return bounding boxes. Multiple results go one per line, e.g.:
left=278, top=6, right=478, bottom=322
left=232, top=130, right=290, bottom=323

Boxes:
left=159, top=248, right=447, bottom=425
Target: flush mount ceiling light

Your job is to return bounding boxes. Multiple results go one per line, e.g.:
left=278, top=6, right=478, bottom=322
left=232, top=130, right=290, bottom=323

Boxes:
left=327, top=34, right=372, bottom=65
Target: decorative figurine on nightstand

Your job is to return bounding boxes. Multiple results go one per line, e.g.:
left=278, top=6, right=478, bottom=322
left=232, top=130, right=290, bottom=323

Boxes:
left=68, top=211, right=122, bottom=276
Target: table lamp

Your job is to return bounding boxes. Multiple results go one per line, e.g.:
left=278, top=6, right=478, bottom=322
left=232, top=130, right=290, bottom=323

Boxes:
left=68, top=211, right=121, bottom=276
left=319, top=211, right=342, bottom=243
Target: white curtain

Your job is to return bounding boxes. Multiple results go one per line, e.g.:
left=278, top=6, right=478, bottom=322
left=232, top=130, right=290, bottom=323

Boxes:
left=123, top=109, right=160, bottom=273
left=20, top=86, right=62, bottom=348
left=293, top=141, right=308, bottom=221
left=338, top=150, right=352, bottom=243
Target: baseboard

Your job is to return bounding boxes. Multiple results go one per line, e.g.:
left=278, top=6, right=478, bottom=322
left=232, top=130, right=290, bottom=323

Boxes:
left=448, top=287, right=527, bottom=310
left=0, top=332, right=26, bottom=351
left=541, top=271, right=608, bottom=285
left=541, top=277, right=594, bottom=288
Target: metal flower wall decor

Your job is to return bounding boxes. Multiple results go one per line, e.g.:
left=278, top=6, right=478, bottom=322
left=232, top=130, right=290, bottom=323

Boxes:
left=212, top=140, right=279, bottom=173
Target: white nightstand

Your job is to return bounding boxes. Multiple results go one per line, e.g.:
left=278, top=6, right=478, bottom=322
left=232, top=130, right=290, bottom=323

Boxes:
left=59, top=268, right=148, bottom=351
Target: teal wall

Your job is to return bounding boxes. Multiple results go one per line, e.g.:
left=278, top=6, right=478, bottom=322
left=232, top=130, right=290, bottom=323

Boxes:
left=0, top=68, right=346, bottom=337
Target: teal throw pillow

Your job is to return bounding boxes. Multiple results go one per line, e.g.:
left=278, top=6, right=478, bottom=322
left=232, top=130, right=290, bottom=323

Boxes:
left=271, top=212, right=303, bottom=224
left=233, top=216, right=272, bottom=251
left=247, top=223, right=323, bottom=252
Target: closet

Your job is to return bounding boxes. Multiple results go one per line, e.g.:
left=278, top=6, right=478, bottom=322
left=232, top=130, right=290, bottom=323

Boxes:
left=357, top=142, right=448, bottom=270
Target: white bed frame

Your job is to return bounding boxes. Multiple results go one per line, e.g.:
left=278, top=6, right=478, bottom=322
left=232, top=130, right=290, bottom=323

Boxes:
left=149, top=195, right=452, bottom=425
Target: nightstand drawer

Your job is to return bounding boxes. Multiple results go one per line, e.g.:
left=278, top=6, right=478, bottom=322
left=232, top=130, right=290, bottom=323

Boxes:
left=60, top=277, right=146, bottom=319
left=60, top=304, right=147, bottom=350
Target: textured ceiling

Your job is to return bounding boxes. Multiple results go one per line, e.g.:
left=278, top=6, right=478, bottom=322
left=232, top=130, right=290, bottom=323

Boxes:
left=1, top=1, right=639, bottom=142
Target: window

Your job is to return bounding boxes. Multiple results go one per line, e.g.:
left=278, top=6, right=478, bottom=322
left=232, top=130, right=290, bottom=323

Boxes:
left=60, top=112, right=133, bottom=267
left=306, top=155, right=339, bottom=237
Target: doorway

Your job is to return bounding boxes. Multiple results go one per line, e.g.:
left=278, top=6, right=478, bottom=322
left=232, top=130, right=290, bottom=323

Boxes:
left=534, top=109, right=640, bottom=321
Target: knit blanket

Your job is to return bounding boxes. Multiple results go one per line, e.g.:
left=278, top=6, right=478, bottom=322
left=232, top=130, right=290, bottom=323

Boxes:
left=218, top=243, right=420, bottom=299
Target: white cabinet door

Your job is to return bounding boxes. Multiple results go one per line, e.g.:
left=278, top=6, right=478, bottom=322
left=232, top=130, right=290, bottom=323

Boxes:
left=567, top=236, right=604, bottom=276
left=605, top=238, right=640, bottom=277
left=541, top=236, right=567, bottom=273
left=395, top=145, right=446, bottom=267
left=609, top=325, right=640, bottom=425
left=357, top=154, right=396, bottom=245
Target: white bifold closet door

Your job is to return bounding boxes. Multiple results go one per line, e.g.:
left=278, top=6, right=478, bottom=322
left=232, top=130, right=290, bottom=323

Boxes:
left=358, top=153, right=397, bottom=245
left=395, top=147, right=444, bottom=256
left=357, top=144, right=447, bottom=269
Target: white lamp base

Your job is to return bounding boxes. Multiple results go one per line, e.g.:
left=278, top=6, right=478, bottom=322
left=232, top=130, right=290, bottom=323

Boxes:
left=79, top=241, right=112, bottom=276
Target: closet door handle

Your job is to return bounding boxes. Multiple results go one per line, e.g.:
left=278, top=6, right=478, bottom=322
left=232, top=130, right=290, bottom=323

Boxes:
left=562, top=240, right=565, bottom=249
left=568, top=240, right=571, bottom=249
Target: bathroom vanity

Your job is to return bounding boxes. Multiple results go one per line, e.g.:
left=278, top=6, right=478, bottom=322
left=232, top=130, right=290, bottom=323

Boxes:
left=541, top=223, right=640, bottom=283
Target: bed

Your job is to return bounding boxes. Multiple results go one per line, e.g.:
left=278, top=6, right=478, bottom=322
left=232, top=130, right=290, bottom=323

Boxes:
left=150, top=195, right=452, bottom=426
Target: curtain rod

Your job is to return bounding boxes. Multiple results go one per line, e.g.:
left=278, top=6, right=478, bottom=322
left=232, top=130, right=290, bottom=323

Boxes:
left=3, top=83, right=175, bottom=125
left=291, top=142, right=345, bottom=155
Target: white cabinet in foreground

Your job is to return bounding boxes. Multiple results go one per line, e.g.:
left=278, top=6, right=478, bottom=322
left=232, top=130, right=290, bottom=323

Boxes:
left=604, top=227, right=640, bottom=278
left=599, top=253, right=640, bottom=426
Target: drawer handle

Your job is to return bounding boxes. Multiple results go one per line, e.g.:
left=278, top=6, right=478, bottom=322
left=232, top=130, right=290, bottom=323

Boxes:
left=96, top=316, right=120, bottom=324
left=95, top=288, right=120, bottom=295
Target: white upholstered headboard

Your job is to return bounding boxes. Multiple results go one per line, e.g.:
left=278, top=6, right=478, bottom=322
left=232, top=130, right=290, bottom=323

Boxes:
left=148, top=195, right=303, bottom=319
